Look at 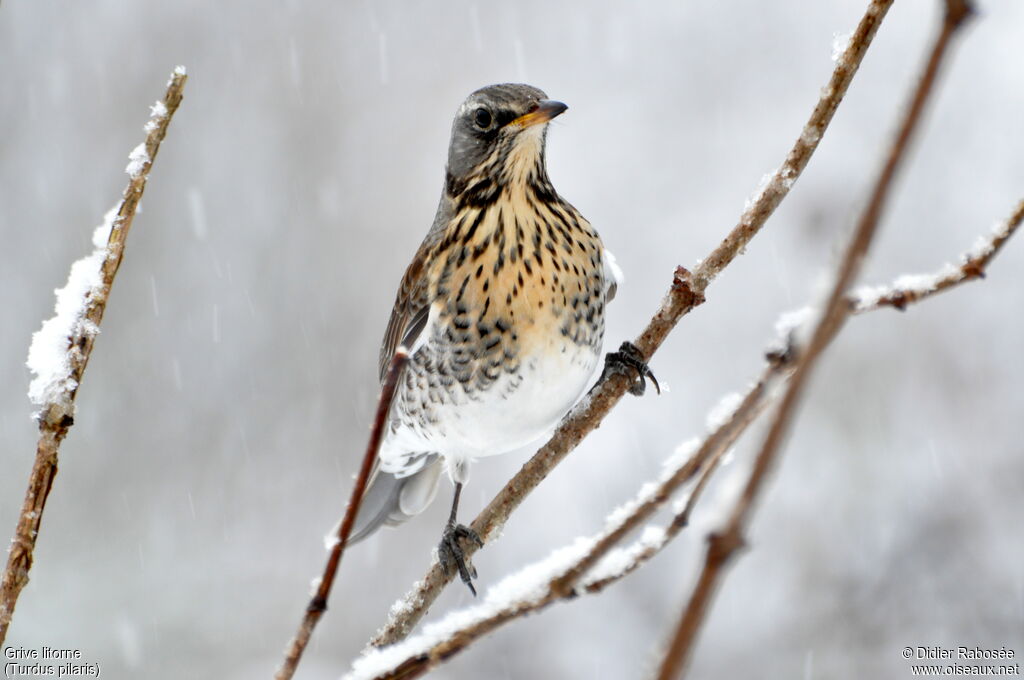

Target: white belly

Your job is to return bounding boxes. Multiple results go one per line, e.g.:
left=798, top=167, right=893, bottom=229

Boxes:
left=379, top=341, right=599, bottom=479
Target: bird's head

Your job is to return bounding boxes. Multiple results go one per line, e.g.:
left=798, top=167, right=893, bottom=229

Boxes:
left=445, top=83, right=567, bottom=195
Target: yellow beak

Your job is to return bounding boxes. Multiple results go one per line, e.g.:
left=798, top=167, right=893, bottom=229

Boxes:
left=509, top=99, right=568, bottom=129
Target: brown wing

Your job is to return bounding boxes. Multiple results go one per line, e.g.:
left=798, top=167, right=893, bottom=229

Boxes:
left=378, top=246, right=433, bottom=382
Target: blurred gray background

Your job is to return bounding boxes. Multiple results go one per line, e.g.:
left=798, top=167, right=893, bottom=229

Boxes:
left=2, top=1, right=1021, bottom=678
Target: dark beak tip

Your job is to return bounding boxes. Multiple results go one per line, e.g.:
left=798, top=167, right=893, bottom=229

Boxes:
left=542, top=100, right=569, bottom=117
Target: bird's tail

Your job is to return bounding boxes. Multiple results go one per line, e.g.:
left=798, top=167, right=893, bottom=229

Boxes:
left=349, top=455, right=444, bottom=543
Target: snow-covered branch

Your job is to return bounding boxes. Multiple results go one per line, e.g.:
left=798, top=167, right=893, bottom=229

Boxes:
left=687, top=0, right=894, bottom=293
left=850, top=198, right=1024, bottom=312
left=369, top=0, right=896, bottom=649
left=0, top=67, right=187, bottom=645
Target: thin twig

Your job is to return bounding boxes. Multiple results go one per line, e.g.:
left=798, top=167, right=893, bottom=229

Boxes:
left=578, top=437, right=731, bottom=594
left=573, top=370, right=776, bottom=595
left=851, top=198, right=1024, bottom=312
left=275, top=350, right=410, bottom=680
left=655, top=3, right=974, bottom=678
left=370, top=0, right=896, bottom=648
left=0, top=68, right=187, bottom=646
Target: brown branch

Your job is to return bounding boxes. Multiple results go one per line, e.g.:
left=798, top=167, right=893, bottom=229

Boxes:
left=343, top=183, right=1020, bottom=678
left=850, top=198, right=1024, bottom=312
left=275, top=350, right=410, bottom=680
left=577, top=384, right=767, bottom=595
left=370, top=0, right=896, bottom=648
left=0, top=68, right=187, bottom=646
left=655, top=3, right=974, bottom=678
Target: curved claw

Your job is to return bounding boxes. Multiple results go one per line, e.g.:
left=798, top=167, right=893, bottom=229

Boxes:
left=438, top=523, right=482, bottom=596
left=602, top=341, right=660, bottom=397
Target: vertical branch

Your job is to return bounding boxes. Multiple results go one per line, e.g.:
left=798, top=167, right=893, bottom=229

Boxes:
left=275, top=350, right=409, bottom=680
left=0, top=68, right=188, bottom=646
left=654, top=3, right=974, bottom=678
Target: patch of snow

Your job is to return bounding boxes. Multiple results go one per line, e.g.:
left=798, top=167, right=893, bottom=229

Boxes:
left=125, top=143, right=149, bottom=179
left=771, top=305, right=815, bottom=350
left=662, top=437, right=700, bottom=476
left=605, top=481, right=660, bottom=529
left=581, top=525, right=667, bottom=587
left=345, top=537, right=596, bottom=680
left=603, top=248, right=624, bottom=286
left=801, top=125, right=822, bottom=146
left=744, top=172, right=777, bottom=212
left=706, top=392, right=743, bottom=432
left=968, top=234, right=994, bottom=260
left=849, top=283, right=890, bottom=309
left=968, top=219, right=1011, bottom=260
left=780, top=164, right=797, bottom=190
left=892, top=264, right=960, bottom=292
left=852, top=262, right=963, bottom=311
left=144, top=100, right=168, bottom=133
left=385, top=582, right=424, bottom=623
left=831, top=31, right=852, bottom=62
left=26, top=208, right=118, bottom=413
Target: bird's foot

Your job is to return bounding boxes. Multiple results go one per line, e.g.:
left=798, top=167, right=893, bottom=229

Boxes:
left=438, top=523, right=484, bottom=596
left=602, top=341, right=660, bottom=396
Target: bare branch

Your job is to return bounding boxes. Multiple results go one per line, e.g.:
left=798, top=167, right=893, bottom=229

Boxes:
left=655, top=3, right=974, bottom=678
left=0, top=67, right=188, bottom=645
left=370, top=0, right=896, bottom=648
left=275, top=350, right=409, bottom=680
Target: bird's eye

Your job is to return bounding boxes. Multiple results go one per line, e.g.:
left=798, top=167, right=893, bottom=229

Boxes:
left=473, top=108, right=492, bottom=129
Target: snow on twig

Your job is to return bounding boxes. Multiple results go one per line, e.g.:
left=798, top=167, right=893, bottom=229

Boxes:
left=25, top=209, right=116, bottom=414
left=850, top=199, right=1024, bottom=312
left=1, top=68, right=187, bottom=646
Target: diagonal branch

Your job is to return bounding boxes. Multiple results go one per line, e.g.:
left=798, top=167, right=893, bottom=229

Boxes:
left=371, top=0, right=896, bottom=648
left=654, top=2, right=975, bottom=678
left=275, top=350, right=409, bottom=680
left=1, top=67, right=188, bottom=646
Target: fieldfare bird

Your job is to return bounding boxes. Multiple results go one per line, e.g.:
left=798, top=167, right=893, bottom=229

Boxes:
left=351, top=83, right=655, bottom=594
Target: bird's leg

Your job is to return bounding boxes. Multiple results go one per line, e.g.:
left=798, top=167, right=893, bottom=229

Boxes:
left=438, top=481, right=484, bottom=596
left=601, top=341, right=660, bottom=397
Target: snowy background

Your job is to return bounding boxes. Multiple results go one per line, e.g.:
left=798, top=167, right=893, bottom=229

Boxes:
left=2, top=1, right=1022, bottom=678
